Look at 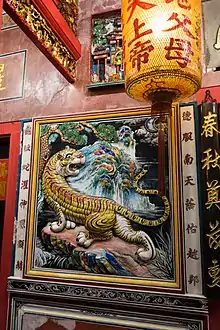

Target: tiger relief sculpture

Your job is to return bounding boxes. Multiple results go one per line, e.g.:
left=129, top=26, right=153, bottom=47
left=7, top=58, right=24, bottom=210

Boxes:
left=42, top=146, right=170, bottom=262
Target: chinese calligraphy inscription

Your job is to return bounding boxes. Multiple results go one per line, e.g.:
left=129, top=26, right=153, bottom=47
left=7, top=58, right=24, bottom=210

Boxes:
left=186, top=223, right=197, bottom=234
left=200, top=101, right=220, bottom=298
left=14, top=121, right=32, bottom=277
left=124, top=0, right=198, bottom=71
left=122, top=0, right=201, bottom=102
left=181, top=105, right=202, bottom=295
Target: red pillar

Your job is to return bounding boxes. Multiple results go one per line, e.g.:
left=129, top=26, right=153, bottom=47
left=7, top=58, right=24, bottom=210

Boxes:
left=0, top=122, right=20, bottom=329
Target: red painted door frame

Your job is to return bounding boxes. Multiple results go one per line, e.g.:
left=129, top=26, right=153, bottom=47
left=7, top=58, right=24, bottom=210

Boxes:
left=0, top=122, right=20, bottom=329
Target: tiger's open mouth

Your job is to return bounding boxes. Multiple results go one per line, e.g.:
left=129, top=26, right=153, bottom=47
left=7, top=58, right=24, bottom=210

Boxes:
left=68, top=163, right=81, bottom=171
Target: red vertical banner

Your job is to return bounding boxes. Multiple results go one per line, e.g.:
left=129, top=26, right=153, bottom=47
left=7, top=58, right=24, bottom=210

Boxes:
left=0, top=159, right=8, bottom=200
left=0, top=122, right=20, bottom=330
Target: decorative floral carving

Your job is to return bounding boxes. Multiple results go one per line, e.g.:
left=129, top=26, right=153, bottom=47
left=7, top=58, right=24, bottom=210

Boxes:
left=7, top=278, right=208, bottom=312
left=57, top=0, right=78, bottom=34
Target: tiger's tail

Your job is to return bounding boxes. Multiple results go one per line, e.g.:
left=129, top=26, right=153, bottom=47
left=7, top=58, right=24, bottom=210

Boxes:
left=115, top=192, right=170, bottom=227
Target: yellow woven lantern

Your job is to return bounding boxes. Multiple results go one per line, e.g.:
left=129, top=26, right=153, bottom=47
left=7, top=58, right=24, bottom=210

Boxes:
left=122, top=0, right=202, bottom=114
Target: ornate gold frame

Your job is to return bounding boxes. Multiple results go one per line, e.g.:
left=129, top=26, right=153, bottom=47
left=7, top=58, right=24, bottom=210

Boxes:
left=25, top=106, right=181, bottom=289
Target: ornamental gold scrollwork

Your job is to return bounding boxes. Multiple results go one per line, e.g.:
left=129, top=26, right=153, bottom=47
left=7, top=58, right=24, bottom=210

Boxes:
left=7, top=278, right=208, bottom=311
left=10, top=0, right=76, bottom=80
left=57, top=0, right=78, bottom=35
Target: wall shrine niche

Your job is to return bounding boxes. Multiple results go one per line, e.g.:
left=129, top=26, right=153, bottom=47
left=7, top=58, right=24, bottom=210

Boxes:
left=91, top=12, right=124, bottom=86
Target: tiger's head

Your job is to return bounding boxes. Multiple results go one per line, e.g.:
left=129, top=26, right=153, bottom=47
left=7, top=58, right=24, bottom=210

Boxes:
left=54, top=146, right=85, bottom=177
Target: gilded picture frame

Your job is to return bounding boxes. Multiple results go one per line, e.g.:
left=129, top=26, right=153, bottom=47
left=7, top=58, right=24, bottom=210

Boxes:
left=21, top=107, right=183, bottom=290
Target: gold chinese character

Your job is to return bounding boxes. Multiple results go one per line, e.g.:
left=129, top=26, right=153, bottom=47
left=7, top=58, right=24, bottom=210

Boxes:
left=201, top=148, right=220, bottom=172
left=0, top=64, right=6, bottom=91
left=208, top=259, right=220, bottom=288
left=206, top=180, right=220, bottom=210
left=207, top=220, right=220, bottom=250
left=201, top=112, right=220, bottom=138
left=0, top=181, right=6, bottom=197
left=0, top=161, right=8, bottom=179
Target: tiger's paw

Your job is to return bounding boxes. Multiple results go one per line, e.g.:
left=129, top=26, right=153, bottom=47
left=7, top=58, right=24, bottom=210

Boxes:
left=135, top=232, right=157, bottom=262
left=49, top=221, right=66, bottom=233
left=76, top=231, right=94, bottom=248
left=66, top=220, right=76, bottom=229
left=136, top=247, right=156, bottom=262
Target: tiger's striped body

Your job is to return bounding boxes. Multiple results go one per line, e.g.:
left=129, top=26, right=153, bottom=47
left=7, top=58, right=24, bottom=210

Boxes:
left=42, top=146, right=170, bottom=262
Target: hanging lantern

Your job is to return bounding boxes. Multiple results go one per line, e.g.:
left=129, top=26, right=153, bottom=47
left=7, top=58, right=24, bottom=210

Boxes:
left=121, top=0, right=202, bottom=115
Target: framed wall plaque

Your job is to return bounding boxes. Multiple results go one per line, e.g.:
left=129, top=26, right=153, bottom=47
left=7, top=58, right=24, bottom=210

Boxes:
left=0, top=50, right=26, bottom=102
left=9, top=105, right=208, bottom=329
left=12, top=106, right=202, bottom=296
left=24, top=108, right=181, bottom=290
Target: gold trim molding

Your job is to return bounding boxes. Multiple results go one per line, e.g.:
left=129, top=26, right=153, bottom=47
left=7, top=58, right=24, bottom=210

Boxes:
left=25, top=107, right=181, bottom=289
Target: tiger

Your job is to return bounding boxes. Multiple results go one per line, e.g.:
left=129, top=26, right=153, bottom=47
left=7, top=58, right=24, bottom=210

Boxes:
left=42, top=146, right=170, bottom=262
